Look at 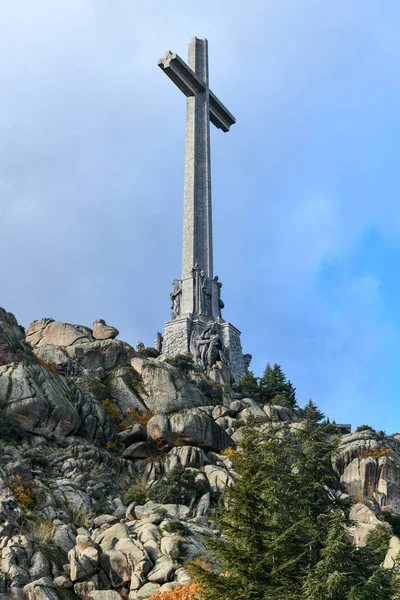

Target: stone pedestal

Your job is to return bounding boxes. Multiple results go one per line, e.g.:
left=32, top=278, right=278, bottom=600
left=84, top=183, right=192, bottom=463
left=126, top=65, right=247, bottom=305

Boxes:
left=159, top=39, right=244, bottom=385
left=162, top=316, right=246, bottom=384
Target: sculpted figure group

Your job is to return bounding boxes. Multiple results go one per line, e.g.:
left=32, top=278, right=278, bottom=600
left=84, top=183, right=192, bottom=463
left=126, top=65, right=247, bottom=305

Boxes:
left=195, top=321, right=227, bottom=370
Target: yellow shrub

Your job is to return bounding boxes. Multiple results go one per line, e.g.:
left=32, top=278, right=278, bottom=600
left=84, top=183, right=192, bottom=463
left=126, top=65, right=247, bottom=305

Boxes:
left=36, top=357, right=59, bottom=376
left=102, top=398, right=120, bottom=422
left=221, top=447, right=236, bottom=458
left=126, top=408, right=153, bottom=426
left=107, top=442, right=117, bottom=452
left=11, top=475, right=33, bottom=508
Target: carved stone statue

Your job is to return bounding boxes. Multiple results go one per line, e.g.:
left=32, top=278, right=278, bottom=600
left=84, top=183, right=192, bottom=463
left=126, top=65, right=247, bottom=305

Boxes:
left=195, top=322, right=227, bottom=370
left=155, top=332, right=163, bottom=354
left=193, top=263, right=212, bottom=316
left=201, top=272, right=212, bottom=316
left=214, top=275, right=224, bottom=317
left=136, top=341, right=145, bottom=352
left=243, top=353, right=253, bottom=373
left=170, top=279, right=182, bottom=319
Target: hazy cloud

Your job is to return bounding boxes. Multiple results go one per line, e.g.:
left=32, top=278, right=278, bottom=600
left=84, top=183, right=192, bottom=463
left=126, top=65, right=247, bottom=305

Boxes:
left=2, top=1, right=400, bottom=431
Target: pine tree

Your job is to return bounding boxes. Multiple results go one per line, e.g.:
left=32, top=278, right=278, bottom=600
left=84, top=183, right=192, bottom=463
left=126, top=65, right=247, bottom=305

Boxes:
left=191, top=425, right=303, bottom=600
left=238, top=370, right=261, bottom=399
left=302, top=513, right=361, bottom=600
left=191, top=404, right=398, bottom=600
left=259, top=363, right=297, bottom=407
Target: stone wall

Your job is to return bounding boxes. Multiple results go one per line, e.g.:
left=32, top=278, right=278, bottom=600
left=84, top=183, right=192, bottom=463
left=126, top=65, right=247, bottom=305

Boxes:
left=219, top=322, right=246, bottom=384
left=162, top=317, right=192, bottom=356
left=162, top=316, right=246, bottom=384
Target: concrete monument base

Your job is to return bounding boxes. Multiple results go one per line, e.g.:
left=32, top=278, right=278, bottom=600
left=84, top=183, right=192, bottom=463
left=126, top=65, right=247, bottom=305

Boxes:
left=163, top=316, right=246, bottom=384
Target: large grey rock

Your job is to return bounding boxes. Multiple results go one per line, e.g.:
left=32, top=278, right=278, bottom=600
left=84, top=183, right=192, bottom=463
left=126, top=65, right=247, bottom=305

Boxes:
left=25, top=577, right=80, bottom=600
left=72, top=385, right=113, bottom=445
left=160, top=536, right=181, bottom=560
left=96, top=523, right=130, bottom=551
left=239, top=405, right=266, bottom=422
left=263, top=404, right=293, bottom=422
left=87, top=592, right=123, bottom=600
left=166, top=446, right=208, bottom=470
left=68, top=535, right=100, bottom=582
left=35, top=338, right=135, bottom=380
left=147, top=408, right=232, bottom=452
left=135, top=523, right=161, bottom=546
left=204, top=464, right=235, bottom=492
left=384, top=536, right=400, bottom=569
left=134, top=501, right=190, bottom=521
left=26, top=319, right=94, bottom=347
left=53, top=479, right=92, bottom=513
left=196, top=492, right=211, bottom=516
left=0, top=362, right=81, bottom=437
left=170, top=408, right=232, bottom=452
left=26, top=317, right=135, bottom=380
left=29, top=551, right=51, bottom=580
left=122, top=442, right=158, bottom=460
left=147, top=555, right=174, bottom=583
left=114, top=537, right=152, bottom=574
left=92, top=320, right=119, bottom=340
left=118, top=423, right=147, bottom=447
left=74, top=579, right=100, bottom=596
left=335, top=431, right=400, bottom=511
left=0, top=307, right=35, bottom=365
left=349, top=503, right=382, bottom=547
left=131, top=357, right=213, bottom=414
left=136, top=583, right=161, bottom=599
left=99, top=549, right=130, bottom=587
left=146, top=415, right=173, bottom=450
left=105, top=365, right=147, bottom=414
left=212, top=405, right=234, bottom=420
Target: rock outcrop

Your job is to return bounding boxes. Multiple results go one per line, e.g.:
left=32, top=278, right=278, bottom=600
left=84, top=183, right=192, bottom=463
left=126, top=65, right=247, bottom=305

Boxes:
left=335, top=429, right=400, bottom=511
left=0, top=306, right=399, bottom=597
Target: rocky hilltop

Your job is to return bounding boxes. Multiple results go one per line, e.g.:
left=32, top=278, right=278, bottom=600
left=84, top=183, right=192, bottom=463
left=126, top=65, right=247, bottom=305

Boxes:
left=0, top=307, right=399, bottom=599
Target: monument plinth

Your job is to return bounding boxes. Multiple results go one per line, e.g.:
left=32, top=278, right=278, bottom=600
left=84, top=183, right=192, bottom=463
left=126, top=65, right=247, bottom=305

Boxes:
left=158, top=37, right=247, bottom=384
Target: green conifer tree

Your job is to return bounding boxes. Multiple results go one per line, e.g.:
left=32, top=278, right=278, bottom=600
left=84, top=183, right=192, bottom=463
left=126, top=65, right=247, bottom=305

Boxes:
left=238, top=370, right=261, bottom=399
left=259, top=363, right=297, bottom=407
left=191, top=404, right=398, bottom=600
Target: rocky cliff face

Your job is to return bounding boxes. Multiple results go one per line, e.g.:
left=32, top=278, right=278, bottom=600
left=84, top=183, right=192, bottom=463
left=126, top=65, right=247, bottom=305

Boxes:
left=0, top=307, right=399, bottom=599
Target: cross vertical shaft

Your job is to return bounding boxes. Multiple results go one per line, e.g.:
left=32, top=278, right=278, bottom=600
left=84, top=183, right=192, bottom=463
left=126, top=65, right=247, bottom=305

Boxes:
left=183, top=38, right=213, bottom=283
left=158, top=36, right=235, bottom=318
left=159, top=37, right=246, bottom=383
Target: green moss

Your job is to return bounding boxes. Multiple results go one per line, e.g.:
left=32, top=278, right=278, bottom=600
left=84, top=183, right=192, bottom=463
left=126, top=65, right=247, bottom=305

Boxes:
left=36, top=585, right=79, bottom=600
left=88, top=377, right=108, bottom=398
left=163, top=520, right=191, bottom=536
left=39, top=543, right=68, bottom=569
left=4, top=364, right=17, bottom=406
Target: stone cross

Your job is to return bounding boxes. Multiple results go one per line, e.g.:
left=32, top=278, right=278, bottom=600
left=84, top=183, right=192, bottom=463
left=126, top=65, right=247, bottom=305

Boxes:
left=158, top=37, right=235, bottom=317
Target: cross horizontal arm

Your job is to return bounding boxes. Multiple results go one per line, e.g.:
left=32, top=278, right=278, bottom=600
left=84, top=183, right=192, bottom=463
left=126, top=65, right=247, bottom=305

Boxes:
left=158, top=51, right=205, bottom=97
left=209, top=90, right=236, bottom=132
left=158, top=49, right=236, bottom=133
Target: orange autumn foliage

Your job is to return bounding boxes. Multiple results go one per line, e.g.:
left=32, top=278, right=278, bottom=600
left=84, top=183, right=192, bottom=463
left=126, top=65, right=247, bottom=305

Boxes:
left=191, top=558, right=211, bottom=571
left=119, top=408, right=153, bottom=430
left=127, top=408, right=153, bottom=426
left=36, top=357, right=59, bottom=376
left=360, top=448, right=390, bottom=460
left=11, top=475, right=33, bottom=508
left=102, top=398, right=120, bottom=422
left=150, top=583, right=203, bottom=600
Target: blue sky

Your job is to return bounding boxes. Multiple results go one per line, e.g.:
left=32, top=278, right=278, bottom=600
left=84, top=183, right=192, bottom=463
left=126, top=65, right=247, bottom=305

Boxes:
left=2, top=1, right=400, bottom=432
